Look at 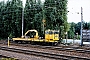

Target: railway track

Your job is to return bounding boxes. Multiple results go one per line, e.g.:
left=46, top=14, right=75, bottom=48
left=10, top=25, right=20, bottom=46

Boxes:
left=0, top=40, right=90, bottom=54
left=0, top=55, right=10, bottom=58
left=0, top=55, right=18, bottom=60
left=0, top=46, right=90, bottom=60
left=7, top=42, right=90, bottom=54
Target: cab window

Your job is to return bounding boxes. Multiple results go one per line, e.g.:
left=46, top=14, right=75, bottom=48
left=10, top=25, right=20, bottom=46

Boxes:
left=54, top=31, right=59, bottom=34
left=49, top=31, right=53, bottom=34
left=45, top=31, right=49, bottom=34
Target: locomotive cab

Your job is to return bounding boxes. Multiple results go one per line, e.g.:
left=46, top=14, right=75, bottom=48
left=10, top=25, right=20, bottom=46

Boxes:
left=45, top=29, right=59, bottom=43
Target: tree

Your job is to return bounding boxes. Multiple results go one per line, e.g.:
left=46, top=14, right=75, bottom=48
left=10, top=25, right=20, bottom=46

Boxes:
left=68, top=22, right=75, bottom=39
left=83, top=22, right=89, bottom=29
left=7, top=0, right=22, bottom=37
left=24, top=0, right=43, bottom=36
left=0, top=1, right=5, bottom=38
left=75, top=22, right=81, bottom=35
left=44, top=0, right=69, bottom=39
left=0, top=0, right=23, bottom=38
left=88, top=22, right=90, bottom=29
left=0, top=0, right=69, bottom=39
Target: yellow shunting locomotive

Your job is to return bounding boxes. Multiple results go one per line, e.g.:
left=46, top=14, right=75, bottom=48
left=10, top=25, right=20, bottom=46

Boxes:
left=12, top=29, right=60, bottom=45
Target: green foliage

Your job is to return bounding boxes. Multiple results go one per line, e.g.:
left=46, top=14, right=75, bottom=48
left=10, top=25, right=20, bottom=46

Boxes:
left=83, top=22, right=90, bottom=29
left=24, top=0, right=43, bottom=36
left=44, top=0, right=69, bottom=39
left=59, top=26, right=64, bottom=39
left=68, top=22, right=75, bottom=39
left=68, top=21, right=90, bottom=39
left=0, top=0, right=69, bottom=39
left=1, top=58, right=17, bottom=60
left=88, top=22, right=90, bottom=29
left=0, top=0, right=22, bottom=38
left=0, top=0, right=90, bottom=40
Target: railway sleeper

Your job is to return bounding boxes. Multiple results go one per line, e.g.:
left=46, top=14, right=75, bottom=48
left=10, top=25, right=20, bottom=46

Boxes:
left=0, top=46, right=90, bottom=60
left=0, top=55, right=19, bottom=60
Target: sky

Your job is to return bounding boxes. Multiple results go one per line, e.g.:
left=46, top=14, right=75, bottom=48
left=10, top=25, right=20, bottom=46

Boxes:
left=1, top=0, right=90, bottom=23
left=67, top=0, right=90, bottom=23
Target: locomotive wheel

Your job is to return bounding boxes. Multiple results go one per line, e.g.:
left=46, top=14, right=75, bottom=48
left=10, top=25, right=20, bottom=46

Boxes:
left=53, top=42, right=58, bottom=46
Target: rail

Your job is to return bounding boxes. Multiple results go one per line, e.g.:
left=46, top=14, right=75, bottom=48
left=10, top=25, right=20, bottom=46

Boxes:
left=0, top=46, right=90, bottom=60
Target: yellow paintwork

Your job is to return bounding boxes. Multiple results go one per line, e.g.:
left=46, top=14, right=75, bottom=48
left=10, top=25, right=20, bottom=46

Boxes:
left=45, top=30, right=59, bottom=42
left=13, top=38, right=31, bottom=41
left=13, top=38, right=44, bottom=42
left=12, top=29, right=59, bottom=43
left=8, top=37, right=10, bottom=47
left=24, top=30, right=39, bottom=39
left=45, top=39, right=58, bottom=42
